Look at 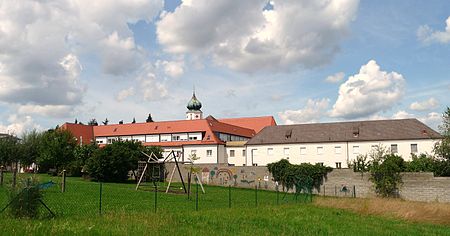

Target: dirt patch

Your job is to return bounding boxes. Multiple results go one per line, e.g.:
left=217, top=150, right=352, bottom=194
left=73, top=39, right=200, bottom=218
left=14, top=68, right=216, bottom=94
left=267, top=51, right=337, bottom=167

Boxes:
left=314, top=196, right=450, bottom=226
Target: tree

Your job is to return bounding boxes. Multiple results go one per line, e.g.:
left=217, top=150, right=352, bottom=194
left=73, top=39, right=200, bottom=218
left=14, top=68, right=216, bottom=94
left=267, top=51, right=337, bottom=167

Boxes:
left=119, top=120, right=123, bottom=124
left=37, top=129, right=77, bottom=173
left=146, top=113, right=154, bottom=123
left=88, top=119, right=98, bottom=126
left=102, top=118, right=109, bottom=125
left=74, top=118, right=78, bottom=124
left=85, top=140, right=144, bottom=182
left=19, top=130, right=42, bottom=167
left=434, top=107, right=450, bottom=160
left=369, top=154, right=406, bottom=197
left=70, top=143, right=99, bottom=176
left=0, top=135, right=21, bottom=167
left=132, top=118, right=136, bottom=124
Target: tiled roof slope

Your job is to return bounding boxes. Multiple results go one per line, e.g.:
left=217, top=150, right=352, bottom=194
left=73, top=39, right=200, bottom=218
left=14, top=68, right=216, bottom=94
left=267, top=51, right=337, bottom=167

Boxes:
left=218, top=116, right=276, bottom=133
left=61, top=123, right=94, bottom=145
left=246, top=119, right=442, bottom=145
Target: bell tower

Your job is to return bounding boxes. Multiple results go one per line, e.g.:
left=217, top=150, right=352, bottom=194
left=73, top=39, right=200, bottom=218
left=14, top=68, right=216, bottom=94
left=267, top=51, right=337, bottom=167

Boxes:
left=186, top=90, right=203, bottom=120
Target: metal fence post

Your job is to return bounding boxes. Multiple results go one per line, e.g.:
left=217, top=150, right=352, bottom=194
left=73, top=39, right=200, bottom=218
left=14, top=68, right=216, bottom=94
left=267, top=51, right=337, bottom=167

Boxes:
left=195, top=179, right=199, bottom=211
left=154, top=183, right=157, bottom=213
left=323, top=185, right=325, bottom=196
left=276, top=186, right=279, bottom=205
left=255, top=185, right=258, bottom=207
left=335, top=185, right=337, bottom=196
left=99, top=182, right=103, bottom=215
left=12, top=167, right=17, bottom=188
left=228, top=185, right=231, bottom=208
left=62, top=170, right=66, bottom=193
left=353, top=185, right=356, bottom=198
left=0, top=167, right=3, bottom=186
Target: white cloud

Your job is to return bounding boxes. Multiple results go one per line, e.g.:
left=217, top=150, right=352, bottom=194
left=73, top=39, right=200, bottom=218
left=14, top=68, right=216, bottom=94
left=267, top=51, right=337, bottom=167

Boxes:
left=417, top=16, right=450, bottom=44
left=325, top=72, right=345, bottom=83
left=409, top=98, right=439, bottom=111
left=330, top=60, right=405, bottom=119
left=0, top=115, right=41, bottom=136
left=278, top=98, right=330, bottom=124
left=157, top=60, right=185, bottom=78
left=392, top=110, right=415, bottom=119
left=17, top=104, right=73, bottom=118
left=157, top=0, right=359, bottom=73
left=0, top=0, right=163, bottom=107
left=419, top=112, right=442, bottom=130
left=137, top=64, right=169, bottom=102
left=116, top=87, right=135, bottom=102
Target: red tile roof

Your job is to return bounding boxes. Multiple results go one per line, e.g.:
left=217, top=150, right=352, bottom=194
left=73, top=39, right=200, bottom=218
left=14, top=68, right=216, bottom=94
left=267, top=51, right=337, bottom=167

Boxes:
left=218, top=116, right=276, bottom=133
left=60, top=123, right=94, bottom=145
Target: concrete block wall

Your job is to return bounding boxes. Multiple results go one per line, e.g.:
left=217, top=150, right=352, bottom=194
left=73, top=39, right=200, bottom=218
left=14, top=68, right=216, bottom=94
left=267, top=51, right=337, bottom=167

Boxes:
left=165, top=163, right=450, bottom=203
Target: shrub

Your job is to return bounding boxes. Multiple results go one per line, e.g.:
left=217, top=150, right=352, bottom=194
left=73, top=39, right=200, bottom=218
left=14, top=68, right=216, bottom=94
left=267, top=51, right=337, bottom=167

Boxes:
left=405, top=153, right=437, bottom=172
left=8, top=178, right=42, bottom=218
left=267, top=159, right=332, bottom=194
left=85, top=140, right=144, bottom=182
left=69, top=143, right=99, bottom=176
left=369, top=154, right=406, bottom=197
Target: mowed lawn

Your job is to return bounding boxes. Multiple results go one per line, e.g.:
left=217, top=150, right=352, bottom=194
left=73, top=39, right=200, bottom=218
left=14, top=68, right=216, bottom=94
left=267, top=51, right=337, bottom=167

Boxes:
left=0, top=174, right=449, bottom=235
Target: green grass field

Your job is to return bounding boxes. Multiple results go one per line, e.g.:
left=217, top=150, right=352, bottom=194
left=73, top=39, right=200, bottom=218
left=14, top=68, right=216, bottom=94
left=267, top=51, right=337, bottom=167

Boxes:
left=0, top=174, right=449, bottom=235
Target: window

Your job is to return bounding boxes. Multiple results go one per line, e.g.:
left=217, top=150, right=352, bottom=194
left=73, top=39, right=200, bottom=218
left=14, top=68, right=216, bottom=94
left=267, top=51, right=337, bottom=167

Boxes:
left=335, top=146, right=342, bottom=154
left=191, top=150, right=197, bottom=155
left=353, top=146, right=360, bottom=154
left=267, top=148, right=273, bottom=156
left=300, top=147, right=306, bottom=155
left=317, top=147, right=324, bottom=155
left=335, top=162, right=342, bottom=169
left=207, top=150, right=212, bottom=157
left=411, top=144, right=418, bottom=153
left=284, top=148, right=290, bottom=156
left=189, top=136, right=198, bottom=140
left=230, top=150, right=235, bottom=157
left=391, top=144, right=398, bottom=153
left=242, top=150, right=246, bottom=156
left=172, top=135, right=181, bottom=141
left=96, top=140, right=104, bottom=144
left=317, top=162, right=324, bottom=166
left=371, top=145, right=379, bottom=149
left=252, top=163, right=258, bottom=166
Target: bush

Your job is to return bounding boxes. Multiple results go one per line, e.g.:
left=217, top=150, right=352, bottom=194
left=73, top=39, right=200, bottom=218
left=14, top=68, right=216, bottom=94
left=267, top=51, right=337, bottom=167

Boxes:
left=405, top=154, right=437, bottom=172
left=8, top=178, right=42, bottom=218
left=85, top=140, right=143, bottom=182
left=267, top=159, right=332, bottom=194
left=69, top=143, right=99, bottom=176
left=369, top=154, right=406, bottom=197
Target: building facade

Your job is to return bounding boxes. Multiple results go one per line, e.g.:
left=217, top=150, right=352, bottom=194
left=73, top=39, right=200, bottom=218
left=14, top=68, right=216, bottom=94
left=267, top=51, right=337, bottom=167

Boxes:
left=245, top=119, right=442, bottom=168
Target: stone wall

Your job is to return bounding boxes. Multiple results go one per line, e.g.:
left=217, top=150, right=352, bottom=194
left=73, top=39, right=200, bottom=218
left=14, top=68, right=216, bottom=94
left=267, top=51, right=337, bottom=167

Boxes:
left=165, top=164, right=450, bottom=203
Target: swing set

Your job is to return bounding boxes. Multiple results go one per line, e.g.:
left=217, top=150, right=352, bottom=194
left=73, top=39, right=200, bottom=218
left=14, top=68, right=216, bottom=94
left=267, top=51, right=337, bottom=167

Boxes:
left=135, top=150, right=205, bottom=194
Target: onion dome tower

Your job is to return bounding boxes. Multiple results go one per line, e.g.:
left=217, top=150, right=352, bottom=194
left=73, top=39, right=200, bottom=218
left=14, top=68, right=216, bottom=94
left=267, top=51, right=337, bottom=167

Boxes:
left=186, top=90, right=203, bottom=120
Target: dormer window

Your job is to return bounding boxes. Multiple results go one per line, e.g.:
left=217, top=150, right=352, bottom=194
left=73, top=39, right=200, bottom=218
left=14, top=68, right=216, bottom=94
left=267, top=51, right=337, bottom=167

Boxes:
left=352, top=127, right=359, bottom=137
left=285, top=129, right=292, bottom=139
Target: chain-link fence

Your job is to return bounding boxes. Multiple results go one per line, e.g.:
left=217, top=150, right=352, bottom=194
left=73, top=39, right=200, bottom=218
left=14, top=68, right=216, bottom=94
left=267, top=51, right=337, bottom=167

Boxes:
left=0, top=173, right=316, bottom=219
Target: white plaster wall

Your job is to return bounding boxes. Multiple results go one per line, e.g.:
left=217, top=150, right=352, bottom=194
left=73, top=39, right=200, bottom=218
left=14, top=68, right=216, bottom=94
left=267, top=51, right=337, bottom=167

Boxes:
left=226, top=147, right=246, bottom=166
left=183, top=145, right=219, bottom=164
left=246, top=139, right=437, bottom=167
left=146, top=135, right=159, bottom=142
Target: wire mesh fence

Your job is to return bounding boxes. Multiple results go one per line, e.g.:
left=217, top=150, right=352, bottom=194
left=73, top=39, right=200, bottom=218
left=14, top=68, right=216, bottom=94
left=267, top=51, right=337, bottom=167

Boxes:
left=0, top=173, right=318, bottom=219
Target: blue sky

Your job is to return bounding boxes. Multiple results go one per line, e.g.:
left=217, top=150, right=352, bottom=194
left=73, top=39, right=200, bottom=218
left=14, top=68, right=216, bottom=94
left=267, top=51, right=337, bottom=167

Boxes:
left=0, top=0, right=449, bottom=134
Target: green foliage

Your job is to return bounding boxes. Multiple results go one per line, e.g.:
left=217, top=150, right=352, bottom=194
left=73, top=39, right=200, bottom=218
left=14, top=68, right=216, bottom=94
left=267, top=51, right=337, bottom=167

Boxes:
left=0, top=135, right=21, bottom=166
left=19, top=130, right=42, bottom=167
left=369, top=154, right=406, bottom=197
left=434, top=107, right=450, bottom=161
left=143, top=146, right=163, bottom=160
left=7, top=178, right=42, bottom=218
left=267, top=159, right=332, bottom=194
left=37, top=129, right=77, bottom=173
left=405, top=153, right=437, bottom=172
left=85, top=140, right=144, bottom=182
left=350, top=154, right=371, bottom=174
left=69, top=143, right=99, bottom=176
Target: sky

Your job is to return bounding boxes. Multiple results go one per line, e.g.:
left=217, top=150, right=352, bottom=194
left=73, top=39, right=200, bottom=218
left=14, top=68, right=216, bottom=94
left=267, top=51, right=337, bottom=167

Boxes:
left=0, top=0, right=449, bottom=135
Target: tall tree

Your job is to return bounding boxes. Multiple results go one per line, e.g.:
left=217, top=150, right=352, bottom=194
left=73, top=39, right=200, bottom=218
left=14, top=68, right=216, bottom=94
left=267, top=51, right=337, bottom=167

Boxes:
left=37, top=129, right=77, bottom=173
left=132, top=118, right=136, bottom=124
left=435, top=107, right=450, bottom=160
left=0, top=135, right=21, bottom=167
left=88, top=118, right=98, bottom=126
left=20, top=130, right=42, bottom=166
left=102, top=118, right=109, bottom=125
left=146, top=113, right=154, bottom=123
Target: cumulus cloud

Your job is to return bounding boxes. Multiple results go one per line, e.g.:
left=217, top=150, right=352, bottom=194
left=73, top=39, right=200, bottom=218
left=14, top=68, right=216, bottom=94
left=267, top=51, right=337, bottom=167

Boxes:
left=330, top=60, right=405, bottom=119
left=137, top=64, right=169, bottom=101
left=409, top=98, right=439, bottom=111
left=157, top=60, right=185, bottom=78
left=278, top=98, right=330, bottom=124
left=116, top=87, right=135, bottom=102
left=17, top=104, right=74, bottom=118
left=392, top=110, right=415, bottom=119
left=325, top=72, right=345, bottom=83
left=419, top=112, right=442, bottom=130
left=157, top=0, right=359, bottom=73
left=0, top=115, right=41, bottom=135
left=0, top=0, right=163, bottom=115
left=417, top=16, right=450, bottom=44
